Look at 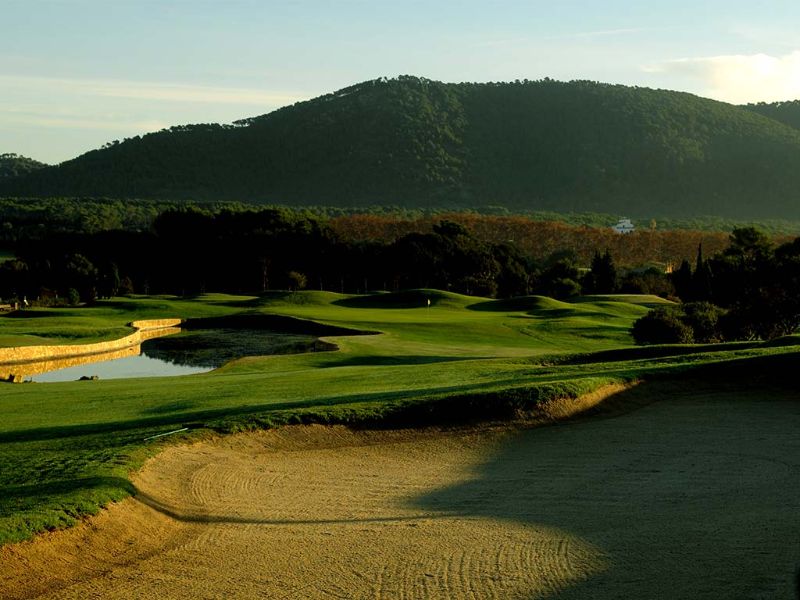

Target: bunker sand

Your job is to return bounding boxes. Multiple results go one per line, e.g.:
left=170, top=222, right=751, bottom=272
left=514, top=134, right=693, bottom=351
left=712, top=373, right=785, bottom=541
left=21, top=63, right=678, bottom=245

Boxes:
left=2, top=383, right=799, bottom=598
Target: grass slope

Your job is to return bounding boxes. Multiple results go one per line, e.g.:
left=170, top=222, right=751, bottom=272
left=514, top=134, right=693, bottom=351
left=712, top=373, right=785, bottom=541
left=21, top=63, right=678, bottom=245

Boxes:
left=0, top=291, right=797, bottom=545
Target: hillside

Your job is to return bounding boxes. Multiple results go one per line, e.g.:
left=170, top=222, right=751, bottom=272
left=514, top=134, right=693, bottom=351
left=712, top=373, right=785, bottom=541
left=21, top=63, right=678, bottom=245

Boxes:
left=4, top=77, right=800, bottom=218
left=0, top=154, right=48, bottom=179
left=745, top=100, right=800, bottom=131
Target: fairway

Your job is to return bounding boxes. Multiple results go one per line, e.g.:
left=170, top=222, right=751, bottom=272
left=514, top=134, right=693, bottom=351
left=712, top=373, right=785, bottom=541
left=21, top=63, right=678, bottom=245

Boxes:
left=2, top=380, right=798, bottom=599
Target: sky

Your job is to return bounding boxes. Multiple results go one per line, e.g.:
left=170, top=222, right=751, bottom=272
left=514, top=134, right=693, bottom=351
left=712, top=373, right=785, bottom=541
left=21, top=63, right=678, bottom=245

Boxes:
left=2, top=0, right=800, bottom=164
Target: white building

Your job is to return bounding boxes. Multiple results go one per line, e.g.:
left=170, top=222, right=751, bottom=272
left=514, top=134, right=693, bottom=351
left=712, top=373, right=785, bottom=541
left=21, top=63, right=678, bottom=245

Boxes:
left=612, top=218, right=635, bottom=234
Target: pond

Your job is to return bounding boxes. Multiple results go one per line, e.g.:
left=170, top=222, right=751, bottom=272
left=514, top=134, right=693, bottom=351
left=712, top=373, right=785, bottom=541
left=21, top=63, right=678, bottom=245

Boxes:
left=30, top=352, right=210, bottom=382
left=17, top=328, right=328, bottom=383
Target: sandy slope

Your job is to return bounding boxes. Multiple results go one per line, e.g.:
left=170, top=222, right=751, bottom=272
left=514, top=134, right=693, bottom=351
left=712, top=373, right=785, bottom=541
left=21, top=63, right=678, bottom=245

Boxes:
left=2, top=382, right=799, bottom=599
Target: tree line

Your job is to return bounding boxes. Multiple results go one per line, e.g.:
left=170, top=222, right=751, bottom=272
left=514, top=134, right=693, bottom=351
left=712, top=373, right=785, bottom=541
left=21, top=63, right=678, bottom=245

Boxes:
left=1, top=209, right=797, bottom=343
left=633, top=228, right=800, bottom=342
left=0, top=209, right=531, bottom=302
left=0, top=208, right=679, bottom=304
left=5, top=198, right=786, bottom=268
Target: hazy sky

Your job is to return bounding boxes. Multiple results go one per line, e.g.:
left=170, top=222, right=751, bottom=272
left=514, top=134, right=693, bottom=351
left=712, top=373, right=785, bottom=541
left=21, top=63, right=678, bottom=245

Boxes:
left=3, top=0, right=800, bottom=163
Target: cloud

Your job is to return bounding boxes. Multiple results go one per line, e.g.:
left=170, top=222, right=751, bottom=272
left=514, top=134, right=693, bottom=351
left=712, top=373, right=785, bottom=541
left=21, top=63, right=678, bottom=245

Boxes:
left=551, top=27, right=648, bottom=40
left=644, top=51, right=800, bottom=103
left=0, top=112, right=169, bottom=133
left=473, top=37, right=530, bottom=49
left=728, top=25, right=800, bottom=49
left=0, top=74, right=311, bottom=142
left=0, top=74, right=312, bottom=162
left=0, top=75, right=307, bottom=106
left=475, top=27, right=649, bottom=48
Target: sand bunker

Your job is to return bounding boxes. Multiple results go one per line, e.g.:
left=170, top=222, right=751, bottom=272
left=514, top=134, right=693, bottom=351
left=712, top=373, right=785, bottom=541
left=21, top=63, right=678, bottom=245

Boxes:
left=2, top=382, right=799, bottom=598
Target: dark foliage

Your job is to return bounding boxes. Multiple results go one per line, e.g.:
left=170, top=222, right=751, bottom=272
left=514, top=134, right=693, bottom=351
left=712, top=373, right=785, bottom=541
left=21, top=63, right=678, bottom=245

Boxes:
left=583, top=250, right=617, bottom=294
left=0, top=210, right=532, bottom=301
left=681, top=302, right=725, bottom=343
left=620, top=267, right=675, bottom=297
left=630, top=302, right=723, bottom=345
left=670, top=260, right=693, bottom=299
left=0, top=154, right=48, bottom=179
left=745, top=100, right=800, bottom=131
left=535, top=258, right=582, bottom=299
left=631, top=307, right=694, bottom=345
left=636, top=226, right=800, bottom=342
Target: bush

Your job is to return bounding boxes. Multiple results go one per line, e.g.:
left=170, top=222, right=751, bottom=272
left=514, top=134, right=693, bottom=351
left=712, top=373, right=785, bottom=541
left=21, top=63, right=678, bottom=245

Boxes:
left=547, top=277, right=582, bottom=299
left=66, top=288, right=80, bottom=306
left=682, top=302, right=724, bottom=343
left=631, top=307, right=694, bottom=345
left=287, top=271, right=307, bottom=291
left=620, top=268, right=675, bottom=297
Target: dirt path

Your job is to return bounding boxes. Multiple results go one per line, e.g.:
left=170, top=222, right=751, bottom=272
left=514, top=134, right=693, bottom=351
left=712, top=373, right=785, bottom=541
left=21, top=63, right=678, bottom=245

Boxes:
left=3, top=383, right=799, bottom=599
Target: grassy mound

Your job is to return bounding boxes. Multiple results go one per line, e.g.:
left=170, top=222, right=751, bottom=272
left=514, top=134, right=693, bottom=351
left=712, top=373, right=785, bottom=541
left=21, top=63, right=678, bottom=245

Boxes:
left=466, top=295, right=570, bottom=312
left=573, top=294, right=675, bottom=307
left=334, top=289, right=479, bottom=309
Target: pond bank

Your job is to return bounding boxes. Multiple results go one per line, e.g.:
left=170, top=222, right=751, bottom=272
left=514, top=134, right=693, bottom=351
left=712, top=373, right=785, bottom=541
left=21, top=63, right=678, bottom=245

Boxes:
left=0, top=319, right=182, bottom=382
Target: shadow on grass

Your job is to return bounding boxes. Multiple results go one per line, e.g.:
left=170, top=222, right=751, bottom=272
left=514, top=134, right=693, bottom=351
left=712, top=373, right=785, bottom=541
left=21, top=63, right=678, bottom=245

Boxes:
left=141, top=401, right=199, bottom=415
left=318, top=355, right=480, bottom=368
left=181, top=313, right=375, bottom=337
left=4, top=351, right=798, bottom=446
left=209, top=298, right=265, bottom=309
left=466, top=296, right=563, bottom=312
left=95, top=300, right=174, bottom=312
left=1, top=476, right=136, bottom=507
left=0, top=310, right=65, bottom=319
left=333, top=290, right=465, bottom=309
left=535, top=341, right=765, bottom=366
left=0, top=377, right=562, bottom=444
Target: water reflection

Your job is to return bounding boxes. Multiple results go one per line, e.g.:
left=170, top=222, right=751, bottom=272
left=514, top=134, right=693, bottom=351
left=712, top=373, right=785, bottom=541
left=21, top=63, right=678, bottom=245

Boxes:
left=1, top=328, right=324, bottom=383
left=30, top=351, right=211, bottom=382
left=141, top=328, right=326, bottom=369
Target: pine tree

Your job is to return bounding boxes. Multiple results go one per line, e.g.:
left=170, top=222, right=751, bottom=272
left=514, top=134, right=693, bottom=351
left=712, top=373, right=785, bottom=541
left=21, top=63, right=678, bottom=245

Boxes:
left=692, top=243, right=713, bottom=301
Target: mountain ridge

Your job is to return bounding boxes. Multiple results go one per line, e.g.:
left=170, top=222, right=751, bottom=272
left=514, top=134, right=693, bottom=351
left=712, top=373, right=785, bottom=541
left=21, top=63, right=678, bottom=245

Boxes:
left=3, top=76, right=800, bottom=218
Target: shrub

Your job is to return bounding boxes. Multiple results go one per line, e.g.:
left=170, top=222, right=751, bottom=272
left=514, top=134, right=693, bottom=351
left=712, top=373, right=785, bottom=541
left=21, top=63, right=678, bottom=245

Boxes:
left=681, top=302, right=725, bottom=343
left=66, top=288, right=80, bottom=306
left=631, top=307, right=694, bottom=345
left=287, top=271, right=307, bottom=291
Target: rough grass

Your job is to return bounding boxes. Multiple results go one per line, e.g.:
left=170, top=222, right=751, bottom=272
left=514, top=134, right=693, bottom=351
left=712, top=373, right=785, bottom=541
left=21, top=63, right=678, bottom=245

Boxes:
left=0, top=290, right=797, bottom=546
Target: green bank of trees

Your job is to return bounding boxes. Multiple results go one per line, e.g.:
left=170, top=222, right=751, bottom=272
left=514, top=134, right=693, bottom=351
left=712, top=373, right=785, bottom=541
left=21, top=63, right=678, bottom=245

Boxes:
left=0, top=210, right=535, bottom=302
left=0, top=154, right=48, bottom=179
left=746, top=100, right=800, bottom=131
left=634, top=227, right=800, bottom=343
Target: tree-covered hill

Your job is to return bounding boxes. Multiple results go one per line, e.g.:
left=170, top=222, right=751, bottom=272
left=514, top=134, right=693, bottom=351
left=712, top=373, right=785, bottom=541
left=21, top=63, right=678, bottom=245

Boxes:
left=745, top=100, right=800, bottom=131
left=0, top=154, right=48, bottom=179
left=4, top=77, right=800, bottom=218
